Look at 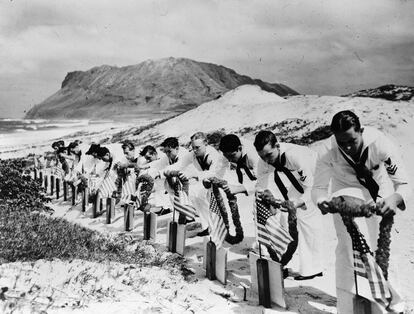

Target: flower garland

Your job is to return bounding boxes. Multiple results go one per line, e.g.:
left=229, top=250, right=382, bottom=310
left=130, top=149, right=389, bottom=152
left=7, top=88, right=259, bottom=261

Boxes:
left=259, top=190, right=298, bottom=265
left=327, top=196, right=393, bottom=279
left=205, top=177, right=244, bottom=245
left=136, top=173, right=154, bottom=212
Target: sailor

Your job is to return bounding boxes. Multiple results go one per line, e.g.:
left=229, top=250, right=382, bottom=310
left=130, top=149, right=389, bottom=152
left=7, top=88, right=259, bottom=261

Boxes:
left=254, top=130, right=324, bottom=280
left=164, top=132, right=227, bottom=236
left=312, top=110, right=412, bottom=313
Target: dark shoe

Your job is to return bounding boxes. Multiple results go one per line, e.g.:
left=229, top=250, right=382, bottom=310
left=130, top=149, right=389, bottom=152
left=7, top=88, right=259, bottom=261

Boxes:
left=283, top=268, right=289, bottom=279
left=294, top=272, right=323, bottom=281
left=178, top=214, right=194, bottom=225
left=156, top=208, right=171, bottom=216
left=196, top=228, right=210, bottom=237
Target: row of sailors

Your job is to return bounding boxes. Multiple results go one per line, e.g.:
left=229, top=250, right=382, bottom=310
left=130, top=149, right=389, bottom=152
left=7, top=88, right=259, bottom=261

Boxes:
left=38, top=110, right=410, bottom=313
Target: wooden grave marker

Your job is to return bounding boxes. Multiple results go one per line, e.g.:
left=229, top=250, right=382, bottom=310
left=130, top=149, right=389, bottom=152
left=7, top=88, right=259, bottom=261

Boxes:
left=249, top=251, right=286, bottom=309
left=56, top=177, right=60, bottom=199
left=50, top=175, right=55, bottom=196
left=105, top=197, right=116, bottom=224
left=124, top=204, right=134, bottom=231
left=149, top=212, right=158, bottom=241
left=167, top=219, right=178, bottom=252
left=63, top=181, right=68, bottom=201
left=203, top=237, right=228, bottom=285
left=82, top=187, right=89, bottom=212
left=175, top=223, right=186, bottom=256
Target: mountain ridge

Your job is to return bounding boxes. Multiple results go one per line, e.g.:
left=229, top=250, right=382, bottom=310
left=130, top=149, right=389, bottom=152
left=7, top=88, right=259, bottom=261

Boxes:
left=25, top=57, right=298, bottom=119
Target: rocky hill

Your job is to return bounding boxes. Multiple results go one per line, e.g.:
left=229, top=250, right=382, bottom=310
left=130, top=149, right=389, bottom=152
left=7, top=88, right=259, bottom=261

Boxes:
left=344, top=84, right=414, bottom=101
left=25, top=57, right=298, bottom=119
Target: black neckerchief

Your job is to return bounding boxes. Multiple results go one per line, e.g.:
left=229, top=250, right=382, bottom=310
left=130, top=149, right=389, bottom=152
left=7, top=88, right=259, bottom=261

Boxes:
left=339, top=146, right=379, bottom=201
left=236, top=154, right=257, bottom=184
left=273, top=152, right=304, bottom=200
left=197, top=154, right=211, bottom=171
left=169, top=155, right=178, bottom=165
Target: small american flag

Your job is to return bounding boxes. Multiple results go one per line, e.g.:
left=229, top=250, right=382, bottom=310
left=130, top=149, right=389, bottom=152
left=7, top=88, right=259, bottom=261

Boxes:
left=52, top=166, right=65, bottom=178
left=121, top=172, right=136, bottom=203
left=350, top=220, right=392, bottom=307
left=99, top=173, right=117, bottom=198
left=208, top=190, right=227, bottom=248
left=255, top=198, right=293, bottom=260
left=172, top=189, right=197, bottom=219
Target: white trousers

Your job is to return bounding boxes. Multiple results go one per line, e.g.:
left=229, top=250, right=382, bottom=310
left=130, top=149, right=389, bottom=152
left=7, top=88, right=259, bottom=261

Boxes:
left=149, top=177, right=171, bottom=208
left=187, top=180, right=210, bottom=229
left=295, top=203, right=324, bottom=276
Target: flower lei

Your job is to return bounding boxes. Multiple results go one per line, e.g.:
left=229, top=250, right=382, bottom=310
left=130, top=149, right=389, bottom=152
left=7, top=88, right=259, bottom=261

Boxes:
left=327, top=196, right=393, bottom=279
left=204, top=177, right=244, bottom=245
left=259, top=190, right=298, bottom=265
left=136, top=173, right=154, bottom=212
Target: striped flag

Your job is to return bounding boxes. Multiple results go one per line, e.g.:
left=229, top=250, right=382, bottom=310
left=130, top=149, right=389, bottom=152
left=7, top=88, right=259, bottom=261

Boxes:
left=353, top=250, right=367, bottom=278
left=134, top=182, right=142, bottom=208
left=255, top=198, right=293, bottom=260
left=208, top=190, right=227, bottom=248
left=173, top=189, right=197, bottom=219
left=350, top=221, right=392, bottom=307
left=52, top=166, right=65, bottom=178
left=121, top=172, right=136, bottom=203
left=99, top=173, right=117, bottom=198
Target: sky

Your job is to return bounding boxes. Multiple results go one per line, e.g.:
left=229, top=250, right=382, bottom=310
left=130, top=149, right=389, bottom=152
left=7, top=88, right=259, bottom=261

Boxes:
left=0, top=0, right=413, bottom=118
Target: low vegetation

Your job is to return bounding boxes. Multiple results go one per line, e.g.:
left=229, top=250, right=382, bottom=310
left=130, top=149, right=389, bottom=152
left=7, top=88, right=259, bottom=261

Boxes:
left=0, top=159, right=184, bottom=270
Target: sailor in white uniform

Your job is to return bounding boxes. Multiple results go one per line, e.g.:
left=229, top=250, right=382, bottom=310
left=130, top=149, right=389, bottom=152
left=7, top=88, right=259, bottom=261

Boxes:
left=254, top=130, right=324, bottom=280
left=312, top=110, right=412, bottom=313
left=218, top=134, right=260, bottom=196
left=164, top=132, right=227, bottom=236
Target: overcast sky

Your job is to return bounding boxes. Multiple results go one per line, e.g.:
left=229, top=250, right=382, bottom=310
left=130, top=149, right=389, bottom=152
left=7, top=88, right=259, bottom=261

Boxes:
left=0, top=0, right=413, bottom=118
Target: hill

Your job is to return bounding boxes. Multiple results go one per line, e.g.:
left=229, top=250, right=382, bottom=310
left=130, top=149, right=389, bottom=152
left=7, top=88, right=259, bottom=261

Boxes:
left=344, top=84, right=414, bottom=101
left=25, top=57, right=298, bottom=119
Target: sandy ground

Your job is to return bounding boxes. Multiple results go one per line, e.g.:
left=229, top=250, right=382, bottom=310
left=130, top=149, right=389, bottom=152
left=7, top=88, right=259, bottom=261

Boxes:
left=1, top=85, right=414, bottom=313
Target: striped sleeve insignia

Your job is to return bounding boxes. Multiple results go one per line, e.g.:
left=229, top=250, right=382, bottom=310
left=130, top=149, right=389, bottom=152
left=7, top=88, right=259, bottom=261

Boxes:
left=384, top=158, right=397, bottom=175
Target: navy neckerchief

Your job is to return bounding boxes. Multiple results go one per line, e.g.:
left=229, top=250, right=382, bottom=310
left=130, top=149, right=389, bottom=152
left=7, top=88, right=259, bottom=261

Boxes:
left=339, top=146, right=379, bottom=201
left=169, top=155, right=178, bottom=165
left=273, top=152, right=304, bottom=200
left=236, top=154, right=257, bottom=184
left=197, top=154, right=211, bottom=171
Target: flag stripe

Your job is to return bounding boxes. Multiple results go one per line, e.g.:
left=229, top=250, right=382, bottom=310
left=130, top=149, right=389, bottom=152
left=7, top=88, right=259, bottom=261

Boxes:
left=173, top=192, right=197, bottom=219
left=351, top=224, right=391, bottom=307
left=121, top=173, right=136, bottom=203
left=208, top=190, right=227, bottom=248
left=99, top=175, right=117, bottom=198
left=255, top=198, right=293, bottom=259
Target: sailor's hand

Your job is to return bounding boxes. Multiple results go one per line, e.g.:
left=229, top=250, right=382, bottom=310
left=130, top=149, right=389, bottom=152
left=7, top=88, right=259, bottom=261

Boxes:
left=376, top=193, right=401, bottom=217
left=222, top=184, right=231, bottom=194
left=291, top=198, right=306, bottom=210
left=225, top=184, right=246, bottom=195
left=178, top=172, right=189, bottom=181
left=257, top=189, right=274, bottom=203
left=202, top=178, right=212, bottom=189
left=317, top=197, right=330, bottom=215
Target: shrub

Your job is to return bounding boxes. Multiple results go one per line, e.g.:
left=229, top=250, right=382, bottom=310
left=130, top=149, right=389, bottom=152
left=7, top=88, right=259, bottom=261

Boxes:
left=0, top=159, right=184, bottom=271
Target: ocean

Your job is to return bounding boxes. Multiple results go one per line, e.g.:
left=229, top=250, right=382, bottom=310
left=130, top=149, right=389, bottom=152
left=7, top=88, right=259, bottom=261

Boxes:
left=0, top=118, right=154, bottom=158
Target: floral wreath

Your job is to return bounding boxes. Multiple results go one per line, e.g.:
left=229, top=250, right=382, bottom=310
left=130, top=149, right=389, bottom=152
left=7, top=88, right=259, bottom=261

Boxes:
left=258, top=189, right=298, bottom=265
left=136, top=173, right=154, bottom=212
left=327, top=196, right=393, bottom=278
left=204, top=177, right=244, bottom=245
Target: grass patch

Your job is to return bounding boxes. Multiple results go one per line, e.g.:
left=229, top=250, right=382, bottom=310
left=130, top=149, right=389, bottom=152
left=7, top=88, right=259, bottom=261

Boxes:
left=0, top=159, right=184, bottom=272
